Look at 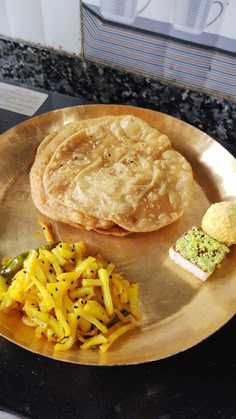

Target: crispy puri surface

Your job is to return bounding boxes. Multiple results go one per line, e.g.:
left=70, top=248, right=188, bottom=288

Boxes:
left=41, top=115, right=192, bottom=233
left=30, top=118, right=116, bottom=230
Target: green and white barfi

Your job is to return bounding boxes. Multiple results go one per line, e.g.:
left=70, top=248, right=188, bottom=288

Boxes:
left=169, top=226, right=230, bottom=281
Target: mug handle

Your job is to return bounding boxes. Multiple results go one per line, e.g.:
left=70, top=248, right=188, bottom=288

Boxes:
left=207, top=0, right=224, bottom=27
left=138, top=0, right=152, bottom=15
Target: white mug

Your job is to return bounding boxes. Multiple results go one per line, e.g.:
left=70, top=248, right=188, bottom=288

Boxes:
left=173, top=0, right=224, bottom=35
left=100, top=0, right=151, bottom=25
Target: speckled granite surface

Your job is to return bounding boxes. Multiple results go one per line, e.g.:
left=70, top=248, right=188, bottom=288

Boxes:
left=1, top=37, right=236, bottom=419
left=0, top=37, right=236, bottom=153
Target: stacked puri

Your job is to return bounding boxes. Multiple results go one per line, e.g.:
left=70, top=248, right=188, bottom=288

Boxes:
left=30, top=115, right=193, bottom=236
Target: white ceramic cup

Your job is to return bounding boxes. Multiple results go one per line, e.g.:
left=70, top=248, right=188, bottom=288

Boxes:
left=173, top=0, right=224, bottom=35
left=100, top=0, right=151, bottom=25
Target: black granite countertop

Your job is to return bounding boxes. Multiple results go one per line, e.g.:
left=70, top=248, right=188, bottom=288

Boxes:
left=0, top=38, right=236, bottom=155
left=0, top=39, right=236, bottom=419
left=1, top=319, right=236, bottom=419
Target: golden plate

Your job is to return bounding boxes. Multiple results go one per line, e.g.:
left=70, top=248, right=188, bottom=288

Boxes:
left=0, top=104, right=236, bottom=366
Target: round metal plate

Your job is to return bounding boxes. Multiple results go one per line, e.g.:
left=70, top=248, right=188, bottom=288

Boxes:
left=0, top=104, right=236, bottom=365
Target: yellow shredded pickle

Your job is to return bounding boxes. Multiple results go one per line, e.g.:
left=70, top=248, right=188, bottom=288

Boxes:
left=38, top=220, right=55, bottom=244
left=0, top=241, right=142, bottom=352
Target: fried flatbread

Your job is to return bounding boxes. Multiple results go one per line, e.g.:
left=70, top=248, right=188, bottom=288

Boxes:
left=42, top=115, right=192, bottom=233
left=30, top=117, right=121, bottom=231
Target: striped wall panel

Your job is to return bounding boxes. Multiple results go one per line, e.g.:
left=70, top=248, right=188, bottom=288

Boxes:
left=83, top=5, right=236, bottom=99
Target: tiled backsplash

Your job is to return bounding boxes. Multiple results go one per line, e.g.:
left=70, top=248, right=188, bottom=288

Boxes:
left=0, top=0, right=236, bottom=100
left=0, top=0, right=81, bottom=54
